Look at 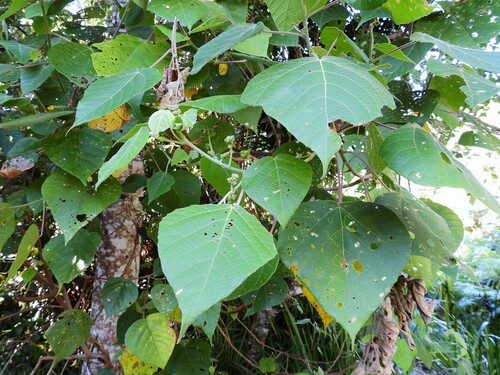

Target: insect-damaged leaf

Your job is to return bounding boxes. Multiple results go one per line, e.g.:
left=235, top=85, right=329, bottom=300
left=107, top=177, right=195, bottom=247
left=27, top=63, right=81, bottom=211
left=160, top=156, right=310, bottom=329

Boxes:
left=278, top=201, right=411, bottom=339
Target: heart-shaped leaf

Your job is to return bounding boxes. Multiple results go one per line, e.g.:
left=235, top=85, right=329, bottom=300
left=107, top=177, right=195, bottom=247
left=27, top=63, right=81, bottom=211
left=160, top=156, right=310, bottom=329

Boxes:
left=241, top=56, right=395, bottom=175
left=47, top=42, right=97, bottom=85
left=242, top=154, right=312, bottom=226
left=278, top=201, right=411, bottom=339
left=158, top=204, right=277, bottom=337
left=41, top=170, right=121, bottom=243
left=150, top=284, right=177, bottom=317
left=102, top=277, right=139, bottom=317
left=147, top=172, right=175, bottom=204
left=380, top=124, right=500, bottom=214
left=147, top=0, right=208, bottom=30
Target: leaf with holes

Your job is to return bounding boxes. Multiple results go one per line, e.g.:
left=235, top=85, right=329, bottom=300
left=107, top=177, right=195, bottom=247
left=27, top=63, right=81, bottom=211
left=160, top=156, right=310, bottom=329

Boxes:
left=45, top=310, right=91, bottom=362
left=191, top=23, right=265, bottom=74
left=380, top=124, right=500, bottom=214
left=43, top=230, right=100, bottom=284
left=242, top=154, right=312, bottom=226
left=48, top=42, right=97, bottom=85
left=241, top=56, right=395, bottom=175
left=158, top=204, right=277, bottom=337
left=44, top=127, right=112, bottom=185
left=88, top=104, right=131, bottom=133
left=278, top=200, right=411, bottom=339
left=125, top=313, right=176, bottom=368
left=74, top=68, right=162, bottom=126
left=150, top=284, right=177, bottom=317
left=41, top=170, right=121, bottom=243
left=102, top=277, right=139, bottom=317
left=148, top=0, right=208, bottom=30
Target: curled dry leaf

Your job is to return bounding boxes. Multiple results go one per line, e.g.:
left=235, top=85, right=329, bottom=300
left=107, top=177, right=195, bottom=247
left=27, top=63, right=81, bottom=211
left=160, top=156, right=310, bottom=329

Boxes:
left=408, top=278, right=435, bottom=324
left=156, top=66, right=190, bottom=109
left=0, top=156, right=34, bottom=178
left=88, top=104, right=131, bottom=132
left=389, top=275, right=416, bottom=349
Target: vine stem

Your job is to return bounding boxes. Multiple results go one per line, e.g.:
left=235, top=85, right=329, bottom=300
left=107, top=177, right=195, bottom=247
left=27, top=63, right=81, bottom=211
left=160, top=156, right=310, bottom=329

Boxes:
left=181, top=136, right=243, bottom=173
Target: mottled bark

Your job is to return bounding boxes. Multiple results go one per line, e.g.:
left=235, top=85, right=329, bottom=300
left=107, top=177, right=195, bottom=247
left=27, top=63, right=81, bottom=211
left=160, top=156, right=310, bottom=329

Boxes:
left=82, top=157, right=143, bottom=375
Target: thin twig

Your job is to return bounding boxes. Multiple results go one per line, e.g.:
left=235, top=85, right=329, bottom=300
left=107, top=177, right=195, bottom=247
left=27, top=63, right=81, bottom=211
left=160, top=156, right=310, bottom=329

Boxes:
left=216, top=324, right=260, bottom=369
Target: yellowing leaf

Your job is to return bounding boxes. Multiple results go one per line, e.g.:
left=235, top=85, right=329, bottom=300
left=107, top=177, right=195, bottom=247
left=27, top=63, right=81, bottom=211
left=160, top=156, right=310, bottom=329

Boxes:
left=170, top=306, right=182, bottom=323
left=218, top=63, right=228, bottom=76
left=290, top=264, right=333, bottom=328
left=88, top=104, right=130, bottom=133
left=121, top=348, right=158, bottom=375
left=184, top=87, right=199, bottom=99
left=112, top=165, right=128, bottom=178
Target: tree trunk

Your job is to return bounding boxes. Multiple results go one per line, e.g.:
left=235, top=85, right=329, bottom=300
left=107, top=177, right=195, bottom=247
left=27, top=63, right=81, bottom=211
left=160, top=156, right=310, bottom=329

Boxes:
left=82, top=157, right=144, bottom=375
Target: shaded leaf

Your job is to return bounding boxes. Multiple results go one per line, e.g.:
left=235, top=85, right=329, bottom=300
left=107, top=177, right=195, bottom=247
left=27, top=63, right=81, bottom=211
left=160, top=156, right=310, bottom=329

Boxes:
left=43, top=230, right=100, bottom=284
left=380, top=124, right=500, bottom=214
left=459, top=130, right=500, bottom=153
left=0, top=204, right=16, bottom=251
left=193, top=303, right=220, bottom=343
left=0, top=40, right=35, bottom=64
left=181, top=95, right=249, bottom=113
left=241, top=56, right=395, bottom=175
left=242, top=273, right=289, bottom=317
left=20, top=64, right=54, bottom=93
left=102, top=277, right=139, bottom=317
left=200, top=157, right=241, bottom=196
left=48, top=42, right=97, bottom=85
left=278, top=201, right=411, bottom=338
left=242, top=154, right=312, bottom=226
left=41, top=171, right=121, bottom=243
left=7, top=224, right=38, bottom=281
left=380, top=40, right=432, bottom=81
left=0, top=111, right=73, bottom=131
left=158, top=204, right=277, bottom=337
left=147, top=172, right=175, bottom=204
left=165, top=339, right=212, bottom=375
left=151, top=170, right=201, bottom=214
left=125, top=313, right=176, bottom=368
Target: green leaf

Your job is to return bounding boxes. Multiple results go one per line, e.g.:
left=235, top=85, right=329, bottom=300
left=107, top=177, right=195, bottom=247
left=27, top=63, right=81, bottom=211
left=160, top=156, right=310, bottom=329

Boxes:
left=393, top=337, right=417, bottom=371
left=320, top=27, right=369, bottom=62
left=147, top=172, right=175, bottom=204
left=45, top=310, right=91, bottom=362
left=0, top=41, right=35, bottom=64
left=7, top=224, right=38, bottom=281
left=158, top=204, right=277, bottom=337
left=266, top=0, right=323, bottom=31
left=97, top=126, right=149, bottom=188
left=375, top=43, right=414, bottom=63
left=358, top=8, right=391, bottom=27
left=380, top=41, right=432, bottom=81
left=91, top=35, right=167, bottom=77
left=181, top=95, right=249, bottom=113
left=125, top=313, right=176, bottom=368
left=43, top=230, right=100, bottom=284
left=165, top=339, right=212, bottom=375
left=216, top=0, right=248, bottom=24
left=459, top=130, right=500, bottom=153
left=74, top=68, right=162, bottom=126
left=427, top=60, right=498, bottom=108
left=311, top=4, right=349, bottom=27
left=41, top=171, right=121, bottom=243
left=380, top=124, right=500, bottom=214
left=0, top=204, right=16, bottom=251
left=44, top=128, right=112, bottom=185
left=48, top=43, right=97, bottom=86
left=189, top=118, right=233, bottom=154
left=415, top=1, right=500, bottom=48
left=191, top=23, right=265, bottom=74
left=242, top=273, right=289, bottom=317
left=365, top=124, right=387, bottom=174
left=0, top=111, right=73, bottom=130
left=234, top=30, right=271, bottom=57
left=259, top=357, right=279, bottom=373
left=193, top=303, right=220, bottom=343
left=383, top=0, right=434, bottom=24
left=151, top=284, right=177, bottom=316
left=148, top=110, right=175, bottom=136
left=0, top=0, right=34, bottom=20
left=147, top=0, right=208, bottom=29
left=375, top=191, right=461, bottom=268
left=278, top=201, right=411, bottom=339
left=410, top=32, right=500, bottom=73
left=242, top=154, right=312, bottom=226
left=150, top=170, right=201, bottom=214
left=241, top=56, right=395, bottom=175
left=102, top=277, right=139, bottom=317
left=20, top=64, right=54, bottom=93
left=200, top=157, right=240, bottom=196
left=347, top=0, right=386, bottom=10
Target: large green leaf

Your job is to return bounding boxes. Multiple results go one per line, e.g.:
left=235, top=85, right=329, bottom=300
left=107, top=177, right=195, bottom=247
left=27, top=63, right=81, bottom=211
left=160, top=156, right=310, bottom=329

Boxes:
left=147, top=172, right=175, bottom=204
left=102, top=277, right=139, bottom=317
left=380, top=124, right=500, bottom=214
left=266, top=0, right=324, bottom=31
left=180, top=95, right=249, bottom=113
left=199, top=157, right=241, bottom=196
left=415, top=1, right=500, bottom=48
left=158, top=204, right=277, bottom=336
left=91, top=35, right=166, bottom=76
left=45, top=310, right=91, bottom=361
left=20, top=64, right=54, bottom=93
left=7, top=224, right=38, bottom=281
left=74, top=68, right=162, bottom=126
left=241, top=56, right=395, bottom=175
left=375, top=191, right=460, bottom=267
left=148, top=0, right=208, bottom=29
left=191, top=23, right=265, bottom=74
left=41, top=170, right=121, bottom=243
left=410, top=32, right=500, bottom=73
left=125, top=313, right=176, bottom=368
left=96, top=126, right=149, bottom=188
left=0, top=41, right=35, bottom=64
left=383, top=0, right=434, bottom=24
left=278, top=201, right=411, bottom=338
left=0, top=0, right=34, bottom=20
left=45, top=128, right=112, bottom=185
left=165, top=339, right=212, bottom=375
left=48, top=43, right=97, bottom=86
left=43, top=230, right=100, bottom=284
left=151, top=170, right=201, bottom=214
left=427, top=60, right=498, bottom=108
left=242, top=154, right=312, bottom=226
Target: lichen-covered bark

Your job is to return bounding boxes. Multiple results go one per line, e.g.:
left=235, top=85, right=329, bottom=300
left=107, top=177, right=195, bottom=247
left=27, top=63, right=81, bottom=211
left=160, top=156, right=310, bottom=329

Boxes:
left=82, top=157, right=143, bottom=375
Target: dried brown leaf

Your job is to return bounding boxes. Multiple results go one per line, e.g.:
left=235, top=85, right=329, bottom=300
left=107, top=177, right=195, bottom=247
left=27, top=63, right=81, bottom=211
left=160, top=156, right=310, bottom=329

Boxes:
left=0, top=156, right=34, bottom=178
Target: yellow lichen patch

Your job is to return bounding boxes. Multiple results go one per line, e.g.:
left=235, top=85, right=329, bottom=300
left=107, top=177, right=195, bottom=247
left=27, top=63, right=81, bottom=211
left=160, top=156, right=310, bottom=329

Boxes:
left=353, top=260, right=364, bottom=272
left=121, top=348, right=158, bottom=375
left=218, top=63, right=228, bottom=76
left=290, top=264, right=334, bottom=328
left=88, top=104, right=130, bottom=132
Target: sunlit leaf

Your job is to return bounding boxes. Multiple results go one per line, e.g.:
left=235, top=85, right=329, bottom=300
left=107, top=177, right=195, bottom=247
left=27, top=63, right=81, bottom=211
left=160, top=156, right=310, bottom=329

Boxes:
left=88, top=104, right=131, bottom=133
left=383, top=0, right=434, bottom=24
left=148, top=0, right=208, bottom=29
